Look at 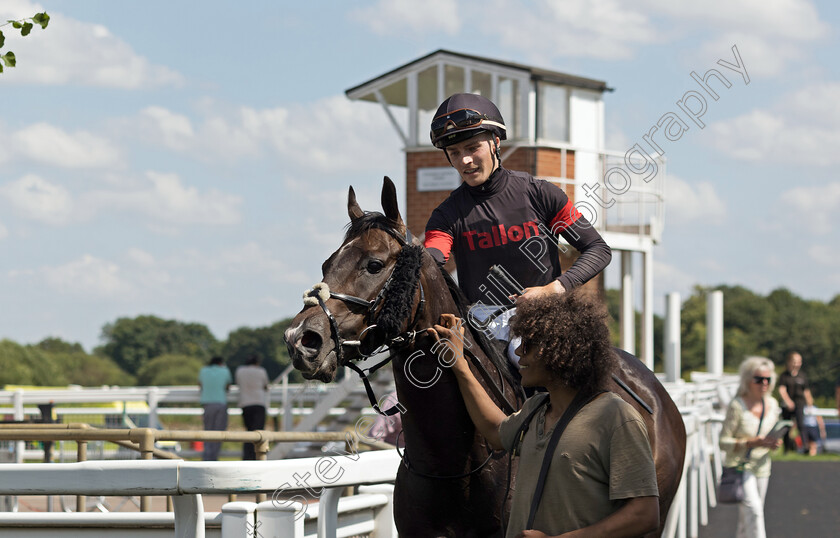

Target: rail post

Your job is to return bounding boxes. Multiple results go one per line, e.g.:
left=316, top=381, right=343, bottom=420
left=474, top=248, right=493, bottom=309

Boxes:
left=221, top=501, right=258, bottom=538
left=255, top=431, right=270, bottom=503
left=256, top=499, right=304, bottom=537
left=134, top=428, right=156, bottom=512
left=12, top=389, right=24, bottom=464
left=76, top=440, right=87, bottom=512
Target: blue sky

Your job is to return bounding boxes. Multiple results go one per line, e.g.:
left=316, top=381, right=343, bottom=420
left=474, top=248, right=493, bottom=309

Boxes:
left=1, top=0, right=839, bottom=351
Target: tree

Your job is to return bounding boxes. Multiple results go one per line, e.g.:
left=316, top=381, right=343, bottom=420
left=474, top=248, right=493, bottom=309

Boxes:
left=665, top=285, right=838, bottom=404
left=0, top=13, right=49, bottom=73
left=98, top=315, right=219, bottom=375
left=0, top=339, right=66, bottom=386
left=137, top=354, right=204, bottom=386
left=47, top=351, right=135, bottom=387
left=222, top=318, right=300, bottom=381
left=604, top=289, right=665, bottom=369
left=35, top=337, right=85, bottom=354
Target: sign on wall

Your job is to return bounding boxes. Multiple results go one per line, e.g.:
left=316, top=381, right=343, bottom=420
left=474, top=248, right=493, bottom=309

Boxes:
left=417, top=167, right=461, bottom=192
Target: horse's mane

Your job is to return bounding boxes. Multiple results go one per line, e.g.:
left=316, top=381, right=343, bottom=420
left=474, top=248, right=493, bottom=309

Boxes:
left=344, top=211, right=521, bottom=399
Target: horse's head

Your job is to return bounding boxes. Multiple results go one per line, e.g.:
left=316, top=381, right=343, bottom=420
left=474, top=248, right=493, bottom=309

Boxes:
left=284, top=177, right=426, bottom=382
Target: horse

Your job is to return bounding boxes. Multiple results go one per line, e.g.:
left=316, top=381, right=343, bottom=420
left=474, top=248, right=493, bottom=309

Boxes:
left=284, top=177, right=686, bottom=536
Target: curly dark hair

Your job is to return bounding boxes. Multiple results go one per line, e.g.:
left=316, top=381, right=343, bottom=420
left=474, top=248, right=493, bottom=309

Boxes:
left=509, top=290, right=615, bottom=392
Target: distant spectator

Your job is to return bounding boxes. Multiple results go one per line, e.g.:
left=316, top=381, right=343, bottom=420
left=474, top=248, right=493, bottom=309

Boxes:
left=719, top=356, right=782, bottom=538
left=777, top=352, right=812, bottom=453
left=802, top=403, right=826, bottom=456
left=235, top=354, right=270, bottom=460
left=199, top=356, right=232, bottom=461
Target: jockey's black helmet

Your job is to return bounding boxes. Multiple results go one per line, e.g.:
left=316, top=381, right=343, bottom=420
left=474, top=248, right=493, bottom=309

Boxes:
left=430, top=93, right=507, bottom=149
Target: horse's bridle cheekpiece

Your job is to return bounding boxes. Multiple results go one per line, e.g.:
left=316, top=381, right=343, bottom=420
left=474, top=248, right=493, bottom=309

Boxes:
left=303, top=225, right=425, bottom=416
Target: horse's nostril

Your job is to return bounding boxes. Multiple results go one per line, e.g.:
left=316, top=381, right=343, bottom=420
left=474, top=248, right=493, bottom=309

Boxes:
left=301, top=331, right=322, bottom=351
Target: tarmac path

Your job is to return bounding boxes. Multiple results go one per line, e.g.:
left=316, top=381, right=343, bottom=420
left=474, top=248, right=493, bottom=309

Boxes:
left=699, top=461, right=839, bottom=537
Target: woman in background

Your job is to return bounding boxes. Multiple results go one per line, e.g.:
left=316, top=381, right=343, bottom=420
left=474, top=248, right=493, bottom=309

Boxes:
left=719, top=356, right=782, bottom=538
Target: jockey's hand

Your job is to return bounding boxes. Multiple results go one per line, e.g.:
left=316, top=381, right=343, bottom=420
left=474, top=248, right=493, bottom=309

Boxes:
left=515, top=280, right=565, bottom=305
left=427, top=314, right=468, bottom=371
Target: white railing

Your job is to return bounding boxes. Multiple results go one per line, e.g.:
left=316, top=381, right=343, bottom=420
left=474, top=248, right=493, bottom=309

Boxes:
left=2, top=373, right=835, bottom=537
left=0, top=449, right=400, bottom=538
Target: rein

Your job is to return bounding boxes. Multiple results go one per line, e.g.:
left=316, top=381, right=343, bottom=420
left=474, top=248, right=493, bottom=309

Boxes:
left=301, top=221, right=518, bottom=481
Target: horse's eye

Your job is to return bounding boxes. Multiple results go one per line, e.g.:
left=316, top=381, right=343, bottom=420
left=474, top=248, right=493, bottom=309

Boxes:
left=366, top=259, right=385, bottom=274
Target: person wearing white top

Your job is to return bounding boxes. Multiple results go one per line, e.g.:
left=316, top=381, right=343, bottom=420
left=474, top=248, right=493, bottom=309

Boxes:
left=235, top=354, right=270, bottom=460
left=719, top=356, right=782, bottom=538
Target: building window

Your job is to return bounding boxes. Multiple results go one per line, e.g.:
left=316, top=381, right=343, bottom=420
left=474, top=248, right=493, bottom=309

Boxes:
left=470, top=70, right=492, bottom=99
left=444, top=65, right=465, bottom=96
left=498, top=77, right=518, bottom=140
left=538, top=83, right=569, bottom=142
left=417, top=65, right=438, bottom=144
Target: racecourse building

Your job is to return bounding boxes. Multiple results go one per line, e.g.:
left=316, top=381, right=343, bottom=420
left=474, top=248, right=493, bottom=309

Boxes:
left=346, top=50, right=665, bottom=369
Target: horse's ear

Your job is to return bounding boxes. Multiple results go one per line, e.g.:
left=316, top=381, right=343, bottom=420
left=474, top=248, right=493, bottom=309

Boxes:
left=381, top=176, right=404, bottom=227
left=348, top=186, right=364, bottom=221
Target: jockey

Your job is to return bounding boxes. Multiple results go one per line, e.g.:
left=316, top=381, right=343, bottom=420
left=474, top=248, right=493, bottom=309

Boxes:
left=423, top=93, right=612, bottom=363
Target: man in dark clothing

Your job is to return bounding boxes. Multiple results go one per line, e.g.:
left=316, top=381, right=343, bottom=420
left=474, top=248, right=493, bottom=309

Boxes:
left=424, top=93, right=611, bottom=361
left=777, top=351, right=813, bottom=453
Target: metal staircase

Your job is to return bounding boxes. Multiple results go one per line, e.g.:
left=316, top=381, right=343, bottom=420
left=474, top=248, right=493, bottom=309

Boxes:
left=268, top=356, right=396, bottom=459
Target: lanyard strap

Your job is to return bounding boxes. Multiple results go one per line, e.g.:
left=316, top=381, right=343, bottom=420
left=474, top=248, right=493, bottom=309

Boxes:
left=526, top=390, right=605, bottom=530
left=744, top=398, right=765, bottom=460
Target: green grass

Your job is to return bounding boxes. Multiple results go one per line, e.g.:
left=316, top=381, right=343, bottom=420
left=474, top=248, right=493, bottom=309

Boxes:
left=771, top=451, right=840, bottom=462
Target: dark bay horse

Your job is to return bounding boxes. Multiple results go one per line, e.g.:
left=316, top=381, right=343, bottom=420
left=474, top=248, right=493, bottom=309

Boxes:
left=284, top=177, right=685, bottom=536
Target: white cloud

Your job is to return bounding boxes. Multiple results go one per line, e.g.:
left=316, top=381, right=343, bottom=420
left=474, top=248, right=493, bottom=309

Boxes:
left=0, top=221, right=7, bottom=239
left=129, top=96, right=401, bottom=175
left=137, top=107, right=195, bottom=152
left=781, top=182, right=840, bottom=235
left=806, top=244, right=840, bottom=266
left=653, top=258, right=699, bottom=299
left=85, top=171, right=243, bottom=226
left=2, top=171, right=242, bottom=228
left=41, top=255, right=133, bottom=298
left=125, top=247, right=157, bottom=267
left=693, top=33, right=800, bottom=79
left=641, top=0, right=826, bottom=77
left=12, top=123, right=123, bottom=168
left=350, top=0, right=460, bottom=36
left=665, top=175, right=726, bottom=224
left=165, top=241, right=311, bottom=286
left=708, top=83, right=840, bottom=165
left=0, top=1, right=183, bottom=88
left=641, top=0, right=827, bottom=41
left=431, top=0, right=828, bottom=68
left=481, top=0, right=659, bottom=61
left=35, top=250, right=171, bottom=300
left=0, top=174, right=74, bottom=224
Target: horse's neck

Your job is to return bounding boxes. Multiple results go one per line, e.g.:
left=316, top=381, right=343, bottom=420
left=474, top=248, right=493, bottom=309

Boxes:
left=391, top=338, right=476, bottom=466
left=392, top=267, right=478, bottom=462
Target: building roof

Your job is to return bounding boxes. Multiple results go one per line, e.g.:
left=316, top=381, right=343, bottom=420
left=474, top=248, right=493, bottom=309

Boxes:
left=345, top=49, right=612, bottom=100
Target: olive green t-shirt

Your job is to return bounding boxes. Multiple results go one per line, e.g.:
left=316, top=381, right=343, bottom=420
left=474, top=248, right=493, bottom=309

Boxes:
left=499, top=392, right=659, bottom=537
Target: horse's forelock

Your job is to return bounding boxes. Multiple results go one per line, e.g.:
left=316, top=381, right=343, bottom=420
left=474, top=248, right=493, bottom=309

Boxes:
left=344, top=211, right=403, bottom=243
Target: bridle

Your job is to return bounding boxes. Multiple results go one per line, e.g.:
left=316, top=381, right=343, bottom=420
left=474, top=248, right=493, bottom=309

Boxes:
left=304, top=224, right=425, bottom=416
left=302, top=220, right=521, bottom=482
